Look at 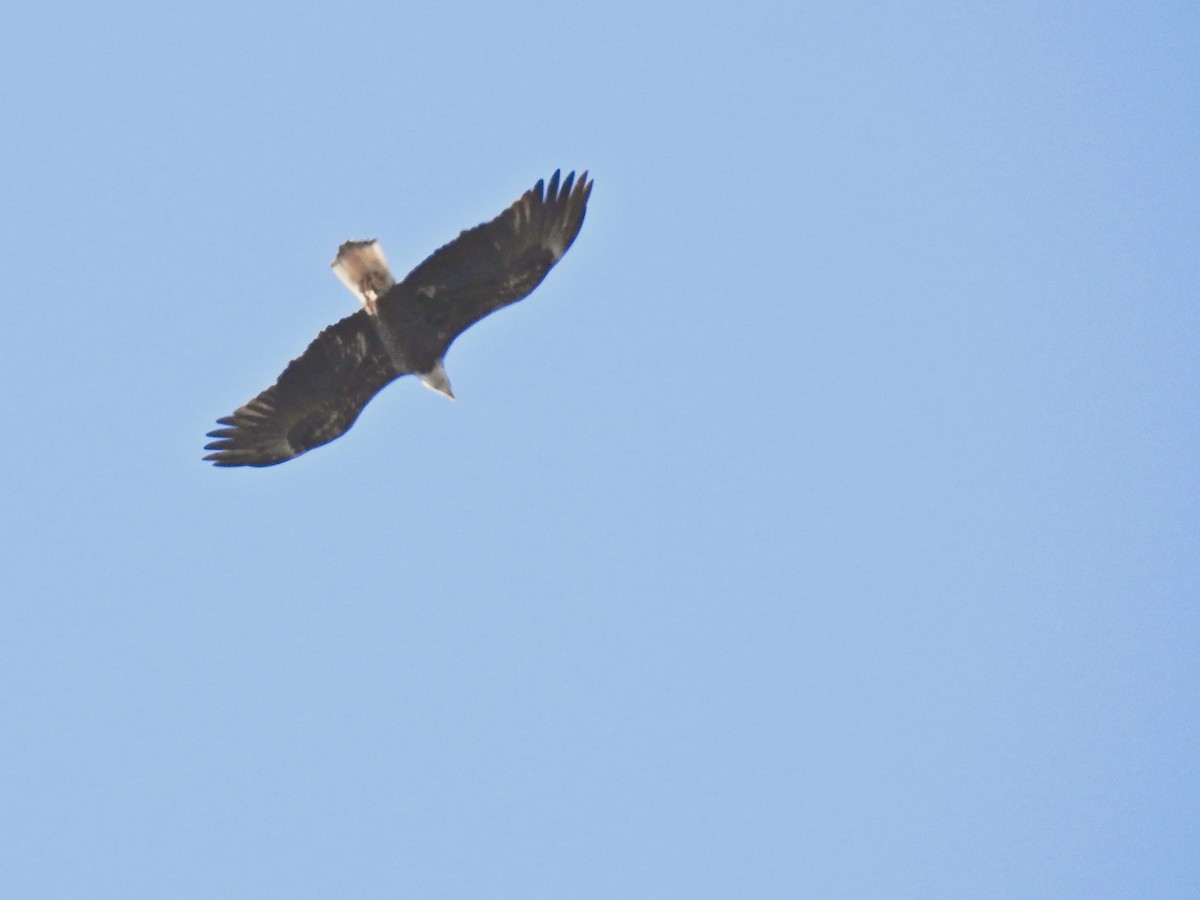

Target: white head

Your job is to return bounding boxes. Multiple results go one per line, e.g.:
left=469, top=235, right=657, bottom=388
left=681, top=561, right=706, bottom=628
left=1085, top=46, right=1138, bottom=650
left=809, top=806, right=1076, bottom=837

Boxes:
left=418, top=359, right=455, bottom=401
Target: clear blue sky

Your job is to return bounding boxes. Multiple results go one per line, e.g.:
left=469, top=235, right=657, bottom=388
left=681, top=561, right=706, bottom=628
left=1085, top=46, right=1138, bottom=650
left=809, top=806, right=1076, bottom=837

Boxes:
left=2, top=1, right=1197, bottom=897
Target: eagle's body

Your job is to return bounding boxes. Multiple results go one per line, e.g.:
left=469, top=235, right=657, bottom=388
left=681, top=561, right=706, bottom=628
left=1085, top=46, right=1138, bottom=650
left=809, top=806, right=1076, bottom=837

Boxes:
left=204, top=170, right=592, bottom=467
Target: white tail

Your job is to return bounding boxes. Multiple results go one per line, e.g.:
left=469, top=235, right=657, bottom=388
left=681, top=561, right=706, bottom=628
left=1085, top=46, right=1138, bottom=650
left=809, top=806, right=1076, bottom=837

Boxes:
left=331, top=239, right=396, bottom=307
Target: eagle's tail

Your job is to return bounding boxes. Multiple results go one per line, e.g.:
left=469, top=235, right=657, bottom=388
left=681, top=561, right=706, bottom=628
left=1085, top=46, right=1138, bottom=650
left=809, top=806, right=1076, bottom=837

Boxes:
left=331, top=239, right=396, bottom=307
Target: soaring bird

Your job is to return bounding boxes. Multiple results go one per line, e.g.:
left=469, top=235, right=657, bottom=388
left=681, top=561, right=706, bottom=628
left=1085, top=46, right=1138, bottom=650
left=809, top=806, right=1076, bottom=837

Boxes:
left=205, top=170, right=592, bottom=467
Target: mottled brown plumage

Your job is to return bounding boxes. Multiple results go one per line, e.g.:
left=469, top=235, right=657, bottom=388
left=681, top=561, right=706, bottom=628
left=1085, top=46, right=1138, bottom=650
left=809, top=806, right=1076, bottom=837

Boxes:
left=205, top=170, right=592, bottom=467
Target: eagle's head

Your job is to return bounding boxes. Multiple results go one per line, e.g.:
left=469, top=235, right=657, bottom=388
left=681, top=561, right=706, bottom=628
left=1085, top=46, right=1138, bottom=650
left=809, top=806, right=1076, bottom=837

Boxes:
left=418, top=359, right=455, bottom=401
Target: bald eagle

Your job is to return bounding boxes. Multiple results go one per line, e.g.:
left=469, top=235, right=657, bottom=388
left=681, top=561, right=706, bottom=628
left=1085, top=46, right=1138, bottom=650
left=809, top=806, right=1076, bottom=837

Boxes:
left=204, top=170, right=592, bottom=467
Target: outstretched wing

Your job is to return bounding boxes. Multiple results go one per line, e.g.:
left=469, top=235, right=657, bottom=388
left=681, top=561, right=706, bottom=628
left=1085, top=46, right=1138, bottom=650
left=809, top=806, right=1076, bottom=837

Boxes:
left=204, top=310, right=403, bottom=467
left=389, top=169, right=592, bottom=344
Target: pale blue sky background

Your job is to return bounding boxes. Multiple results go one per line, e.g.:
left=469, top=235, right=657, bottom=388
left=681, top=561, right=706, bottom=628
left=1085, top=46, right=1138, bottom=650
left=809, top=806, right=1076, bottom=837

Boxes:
left=1, top=1, right=1197, bottom=897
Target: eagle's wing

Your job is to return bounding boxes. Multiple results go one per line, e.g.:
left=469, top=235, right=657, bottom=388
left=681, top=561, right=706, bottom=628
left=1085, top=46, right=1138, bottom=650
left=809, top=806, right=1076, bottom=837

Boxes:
left=204, top=310, right=403, bottom=467
left=390, top=169, right=592, bottom=344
